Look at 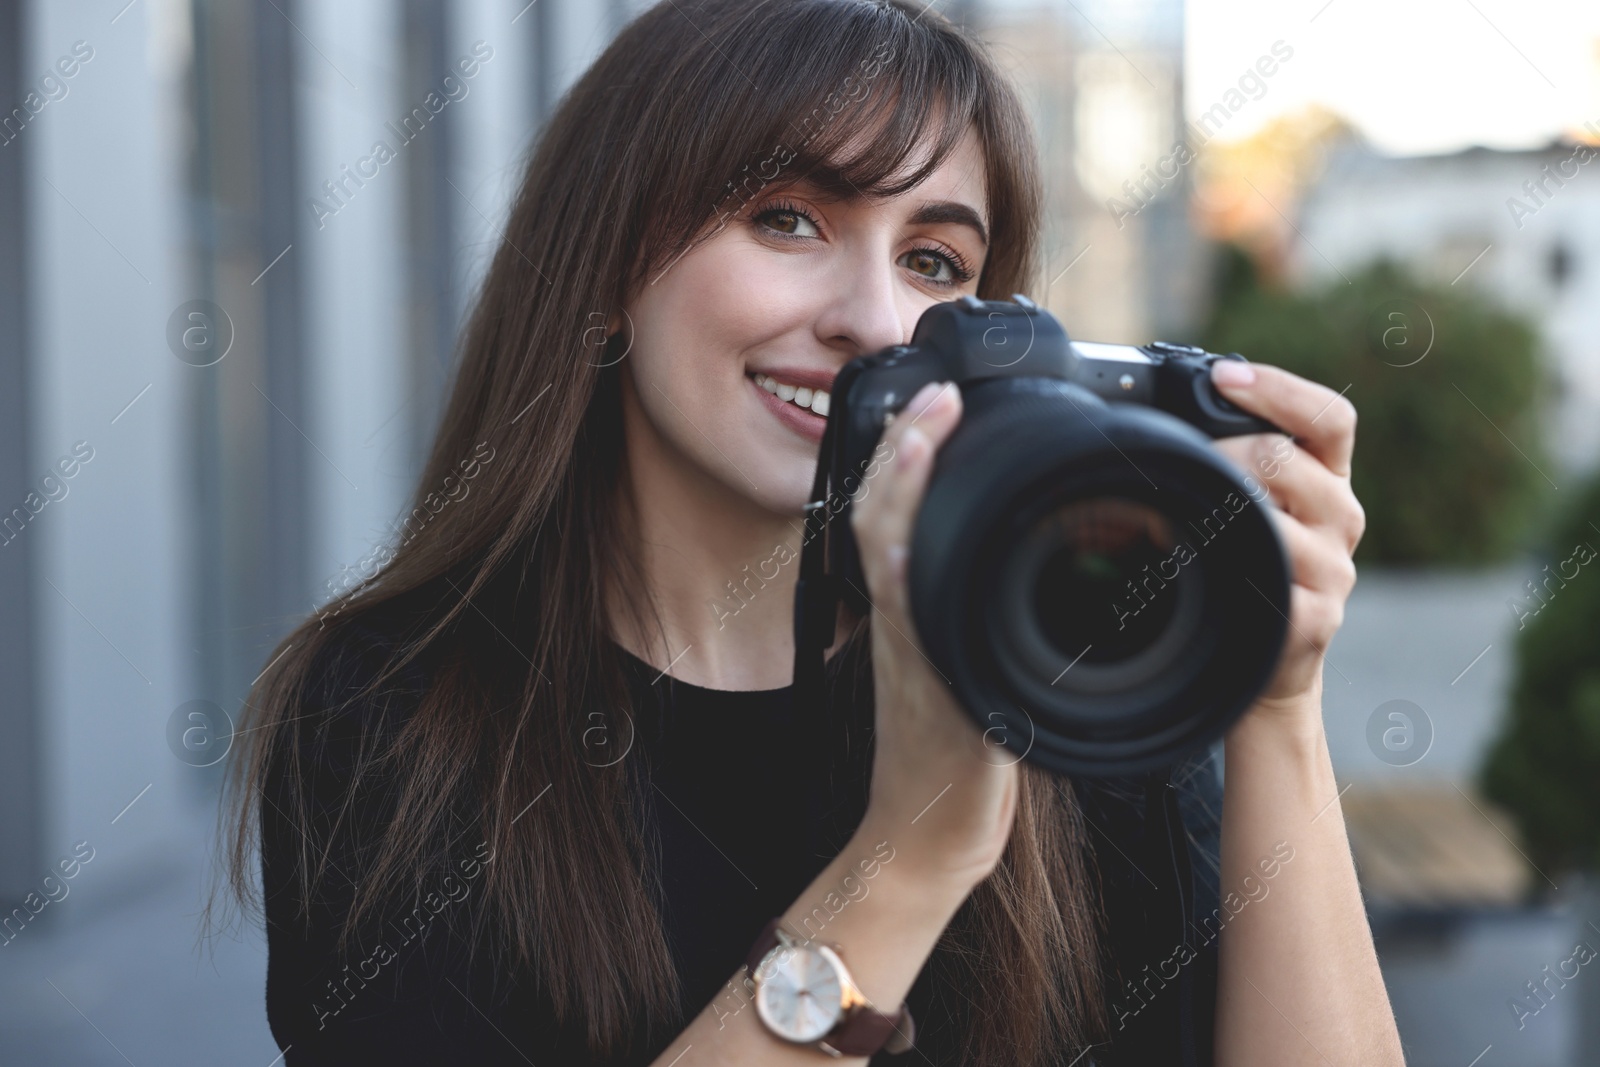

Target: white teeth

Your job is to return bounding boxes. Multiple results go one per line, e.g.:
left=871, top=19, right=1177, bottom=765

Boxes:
left=753, top=373, right=830, bottom=417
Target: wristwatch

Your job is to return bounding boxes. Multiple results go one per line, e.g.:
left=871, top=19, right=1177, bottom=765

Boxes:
left=743, top=917, right=916, bottom=1057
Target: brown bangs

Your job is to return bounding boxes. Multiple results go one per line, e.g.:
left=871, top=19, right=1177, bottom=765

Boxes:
left=626, top=0, right=1040, bottom=297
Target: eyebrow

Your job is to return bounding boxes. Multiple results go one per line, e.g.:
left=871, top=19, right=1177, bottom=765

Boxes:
left=765, top=170, right=990, bottom=248
left=907, top=201, right=988, bottom=249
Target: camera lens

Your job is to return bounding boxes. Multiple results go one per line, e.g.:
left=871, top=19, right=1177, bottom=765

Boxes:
left=1028, top=498, right=1182, bottom=665
left=987, top=491, right=1212, bottom=707
left=908, top=376, right=1289, bottom=776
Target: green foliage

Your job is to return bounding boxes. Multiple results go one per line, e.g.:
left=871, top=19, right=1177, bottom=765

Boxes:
left=1200, top=249, right=1550, bottom=566
left=1480, top=474, right=1600, bottom=874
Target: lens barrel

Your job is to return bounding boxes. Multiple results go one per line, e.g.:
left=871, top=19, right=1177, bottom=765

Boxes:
left=907, top=376, right=1291, bottom=777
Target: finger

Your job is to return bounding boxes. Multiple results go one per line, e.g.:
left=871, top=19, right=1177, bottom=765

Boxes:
left=853, top=381, right=961, bottom=529
left=1279, top=581, right=1347, bottom=662
left=1264, top=506, right=1358, bottom=600
left=1211, top=361, right=1356, bottom=478
left=851, top=382, right=962, bottom=611
left=1217, top=435, right=1365, bottom=550
left=1261, top=453, right=1365, bottom=552
left=902, top=379, right=962, bottom=430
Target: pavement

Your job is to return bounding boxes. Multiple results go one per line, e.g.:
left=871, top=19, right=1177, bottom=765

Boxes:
left=0, top=799, right=280, bottom=1066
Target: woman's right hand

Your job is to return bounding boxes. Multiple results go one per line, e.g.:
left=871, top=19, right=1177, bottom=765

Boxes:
left=847, top=380, right=1020, bottom=892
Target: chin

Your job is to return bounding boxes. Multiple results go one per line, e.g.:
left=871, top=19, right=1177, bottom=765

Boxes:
left=740, top=455, right=817, bottom=519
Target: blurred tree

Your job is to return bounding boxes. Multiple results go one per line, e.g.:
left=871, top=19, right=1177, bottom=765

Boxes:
left=1200, top=247, right=1550, bottom=566
left=1481, top=474, right=1600, bottom=874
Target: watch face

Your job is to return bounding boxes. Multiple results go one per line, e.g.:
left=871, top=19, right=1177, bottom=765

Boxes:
left=754, top=944, right=846, bottom=1043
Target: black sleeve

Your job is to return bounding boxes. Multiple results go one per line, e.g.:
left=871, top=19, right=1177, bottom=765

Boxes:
left=259, top=621, right=564, bottom=1065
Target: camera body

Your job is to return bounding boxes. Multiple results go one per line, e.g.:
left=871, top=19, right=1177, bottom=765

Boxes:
left=794, top=295, right=1292, bottom=777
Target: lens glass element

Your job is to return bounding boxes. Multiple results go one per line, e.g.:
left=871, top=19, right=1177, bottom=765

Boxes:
left=989, top=494, right=1207, bottom=702
left=1031, top=499, right=1181, bottom=665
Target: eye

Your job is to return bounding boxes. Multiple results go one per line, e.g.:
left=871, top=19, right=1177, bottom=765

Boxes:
left=753, top=200, right=821, bottom=239
left=900, top=245, right=975, bottom=288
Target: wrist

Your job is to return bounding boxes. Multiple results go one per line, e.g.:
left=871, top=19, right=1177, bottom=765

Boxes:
left=852, top=807, right=993, bottom=905
left=755, top=821, right=971, bottom=1032
left=1226, top=690, right=1331, bottom=783
left=1233, top=681, right=1325, bottom=747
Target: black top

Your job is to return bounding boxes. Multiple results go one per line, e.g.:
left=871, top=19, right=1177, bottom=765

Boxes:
left=262, top=611, right=1222, bottom=1065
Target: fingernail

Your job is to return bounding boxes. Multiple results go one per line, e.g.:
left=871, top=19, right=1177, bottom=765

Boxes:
left=886, top=543, right=907, bottom=581
left=908, top=377, right=940, bottom=415
left=898, top=426, right=928, bottom=468
left=1212, top=360, right=1256, bottom=388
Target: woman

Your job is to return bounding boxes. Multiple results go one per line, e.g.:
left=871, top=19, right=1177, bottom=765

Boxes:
left=221, top=1, right=1404, bottom=1064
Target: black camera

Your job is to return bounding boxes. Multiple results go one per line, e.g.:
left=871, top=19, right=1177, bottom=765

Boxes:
left=792, top=295, right=1292, bottom=777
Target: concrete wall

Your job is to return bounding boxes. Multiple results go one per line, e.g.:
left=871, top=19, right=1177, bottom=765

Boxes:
left=19, top=0, right=192, bottom=919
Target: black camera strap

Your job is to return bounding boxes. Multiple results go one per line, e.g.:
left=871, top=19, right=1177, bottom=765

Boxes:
left=790, top=418, right=859, bottom=863
left=792, top=413, right=841, bottom=718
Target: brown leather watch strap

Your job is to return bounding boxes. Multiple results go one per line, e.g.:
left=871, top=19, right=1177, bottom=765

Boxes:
left=743, top=917, right=916, bottom=1056
left=744, top=917, right=787, bottom=976
left=829, top=1001, right=916, bottom=1056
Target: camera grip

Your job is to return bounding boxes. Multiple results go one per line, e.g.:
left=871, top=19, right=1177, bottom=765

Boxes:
left=1163, top=355, right=1281, bottom=439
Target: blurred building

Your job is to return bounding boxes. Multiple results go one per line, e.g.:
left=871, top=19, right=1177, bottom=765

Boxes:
left=1291, top=137, right=1600, bottom=473
left=0, top=2, right=633, bottom=1059
left=984, top=0, right=1207, bottom=345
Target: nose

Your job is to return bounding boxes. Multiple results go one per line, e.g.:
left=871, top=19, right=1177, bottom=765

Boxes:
left=811, top=243, right=914, bottom=360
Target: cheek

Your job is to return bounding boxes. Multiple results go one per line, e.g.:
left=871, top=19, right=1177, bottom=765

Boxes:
left=636, top=251, right=776, bottom=386
left=623, top=238, right=826, bottom=512
left=626, top=263, right=767, bottom=440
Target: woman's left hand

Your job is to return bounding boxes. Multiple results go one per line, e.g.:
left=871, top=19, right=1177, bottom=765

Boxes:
left=1208, top=361, right=1406, bottom=1067
left=1208, top=360, right=1365, bottom=715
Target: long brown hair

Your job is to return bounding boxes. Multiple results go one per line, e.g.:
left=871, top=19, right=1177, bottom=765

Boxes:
left=220, top=0, right=1106, bottom=1061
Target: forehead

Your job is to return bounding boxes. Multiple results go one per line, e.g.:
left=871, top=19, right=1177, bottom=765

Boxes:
left=900, top=127, right=987, bottom=209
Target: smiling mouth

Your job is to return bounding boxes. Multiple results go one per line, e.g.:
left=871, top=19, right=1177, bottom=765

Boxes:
left=751, top=372, right=831, bottom=417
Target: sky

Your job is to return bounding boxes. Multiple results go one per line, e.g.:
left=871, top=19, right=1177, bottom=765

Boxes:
left=1184, top=0, right=1600, bottom=154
